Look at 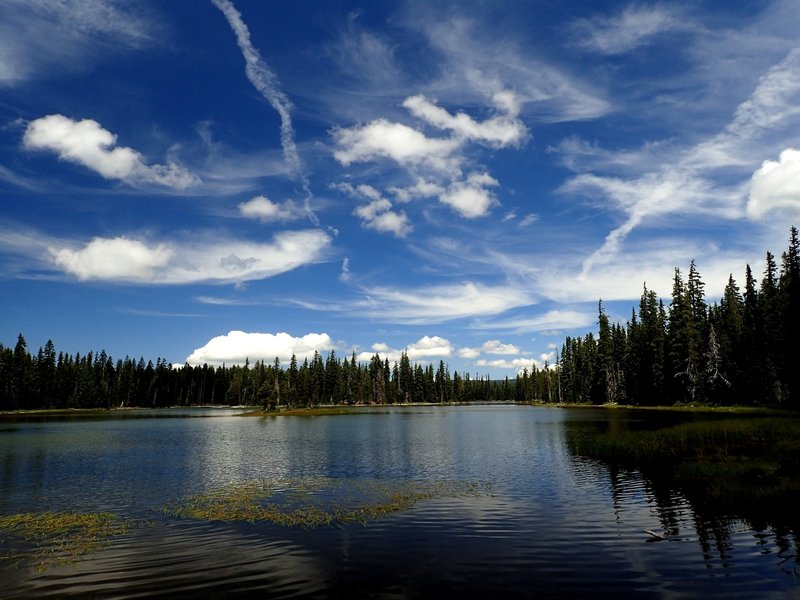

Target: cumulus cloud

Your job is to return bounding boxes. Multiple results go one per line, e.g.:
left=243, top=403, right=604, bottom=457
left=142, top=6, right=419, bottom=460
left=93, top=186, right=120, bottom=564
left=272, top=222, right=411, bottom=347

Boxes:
left=332, top=119, right=461, bottom=171
left=388, top=178, right=445, bottom=203
left=457, top=347, right=481, bottom=359
left=481, top=340, right=521, bottom=355
left=356, top=335, right=453, bottom=363
left=23, top=114, right=198, bottom=189
left=574, top=5, right=687, bottom=55
left=439, top=172, right=499, bottom=218
left=475, top=358, right=536, bottom=370
left=748, top=148, right=800, bottom=219
left=333, top=183, right=412, bottom=237
left=50, top=237, right=172, bottom=282
left=332, top=87, right=527, bottom=221
left=458, top=339, right=522, bottom=359
left=49, top=229, right=331, bottom=284
left=238, top=195, right=304, bottom=222
left=186, top=331, right=334, bottom=366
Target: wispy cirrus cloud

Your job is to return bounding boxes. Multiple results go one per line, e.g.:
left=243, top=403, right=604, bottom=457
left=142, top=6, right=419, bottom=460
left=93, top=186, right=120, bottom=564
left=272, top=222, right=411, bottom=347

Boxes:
left=211, top=0, right=301, bottom=177
left=561, top=46, right=800, bottom=276
left=0, top=0, right=154, bottom=84
left=572, top=5, right=691, bottom=55
left=23, top=114, right=199, bottom=190
left=353, top=281, right=533, bottom=324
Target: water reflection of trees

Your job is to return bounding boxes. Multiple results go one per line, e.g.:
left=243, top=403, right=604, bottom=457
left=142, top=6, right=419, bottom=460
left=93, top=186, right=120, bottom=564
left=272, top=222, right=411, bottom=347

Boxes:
left=566, top=419, right=800, bottom=578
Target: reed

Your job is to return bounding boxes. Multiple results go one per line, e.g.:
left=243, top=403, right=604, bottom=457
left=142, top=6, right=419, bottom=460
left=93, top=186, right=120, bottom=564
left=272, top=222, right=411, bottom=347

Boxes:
left=568, top=417, right=800, bottom=519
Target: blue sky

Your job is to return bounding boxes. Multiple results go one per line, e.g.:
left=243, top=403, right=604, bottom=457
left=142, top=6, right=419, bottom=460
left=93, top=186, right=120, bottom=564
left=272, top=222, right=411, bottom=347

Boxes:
left=2, top=0, right=800, bottom=376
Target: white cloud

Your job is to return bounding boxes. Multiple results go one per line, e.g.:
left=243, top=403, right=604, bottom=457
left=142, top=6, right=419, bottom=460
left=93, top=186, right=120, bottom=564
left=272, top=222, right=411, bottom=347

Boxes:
left=439, top=172, right=499, bottom=218
left=388, top=178, right=445, bottom=203
left=475, top=357, right=535, bottom=370
left=23, top=114, right=198, bottom=189
left=332, top=119, right=461, bottom=171
left=519, top=213, right=539, bottom=227
left=50, top=237, right=172, bottom=282
left=356, top=335, right=453, bottom=363
left=0, top=0, right=153, bottom=84
left=457, top=347, right=481, bottom=359
left=186, top=331, right=334, bottom=366
left=333, top=183, right=412, bottom=237
left=211, top=0, right=301, bottom=177
left=402, top=93, right=528, bottom=148
left=481, top=340, right=521, bottom=355
left=561, top=47, right=800, bottom=277
left=407, top=13, right=610, bottom=122
left=748, top=148, right=800, bottom=219
left=574, top=5, right=688, bottom=55
left=473, top=309, right=595, bottom=333
left=238, top=195, right=304, bottom=222
left=339, top=257, right=351, bottom=282
left=49, top=229, right=331, bottom=284
left=357, top=281, right=533, bottom=323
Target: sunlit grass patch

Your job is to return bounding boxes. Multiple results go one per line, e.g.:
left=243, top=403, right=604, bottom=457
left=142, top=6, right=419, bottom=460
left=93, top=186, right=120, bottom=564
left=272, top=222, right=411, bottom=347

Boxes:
left=163, top=477, right=490, bottom=528
left=0, top=511, right=134, bottom=571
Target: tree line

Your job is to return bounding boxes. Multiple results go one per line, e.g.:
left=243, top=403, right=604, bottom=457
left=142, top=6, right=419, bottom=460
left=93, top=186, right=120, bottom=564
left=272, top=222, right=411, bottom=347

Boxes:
left=0, top=337, right=559, bottom=411
left=558, top=227, right=800, bottom=408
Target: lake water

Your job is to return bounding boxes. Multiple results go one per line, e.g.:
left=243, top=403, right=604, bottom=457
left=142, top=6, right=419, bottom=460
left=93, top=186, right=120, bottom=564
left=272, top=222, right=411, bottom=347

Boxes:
left=0, top=405, right=797, bottom=598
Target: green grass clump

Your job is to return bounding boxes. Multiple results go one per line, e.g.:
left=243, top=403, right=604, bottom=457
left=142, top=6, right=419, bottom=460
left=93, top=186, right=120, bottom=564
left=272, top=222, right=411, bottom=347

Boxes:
left=0, top=511, right=132, bottom=571
left=567, top=417, right=800, bottom=521
left=163, top=477, right=488, bottom=528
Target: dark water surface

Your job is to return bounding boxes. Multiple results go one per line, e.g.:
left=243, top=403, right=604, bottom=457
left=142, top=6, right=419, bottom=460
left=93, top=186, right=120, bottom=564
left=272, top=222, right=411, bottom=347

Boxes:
left=0, top=405, right=797, bottom=598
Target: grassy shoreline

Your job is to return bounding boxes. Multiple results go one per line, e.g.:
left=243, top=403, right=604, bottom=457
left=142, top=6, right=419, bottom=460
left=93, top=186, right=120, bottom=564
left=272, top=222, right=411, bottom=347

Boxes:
left=2, top=402, right=795, bottom=419
left=567, top=414, right=800, bottom=526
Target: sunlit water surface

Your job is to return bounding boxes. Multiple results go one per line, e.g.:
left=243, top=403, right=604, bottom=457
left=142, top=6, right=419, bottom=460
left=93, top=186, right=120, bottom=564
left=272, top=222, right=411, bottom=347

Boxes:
left=0, top=405, right=797, bottom=598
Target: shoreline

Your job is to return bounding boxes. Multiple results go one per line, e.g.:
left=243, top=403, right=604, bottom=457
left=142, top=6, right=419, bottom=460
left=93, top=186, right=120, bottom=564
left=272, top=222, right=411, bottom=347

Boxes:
left=1, top=401, right=794, bottom=419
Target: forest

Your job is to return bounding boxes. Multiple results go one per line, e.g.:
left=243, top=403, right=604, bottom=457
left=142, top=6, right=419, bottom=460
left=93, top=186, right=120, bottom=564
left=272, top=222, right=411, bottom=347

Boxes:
left=559, top=227, right=800, bottom=408
left=0, top=336, right=556, bottom=411
left=1, top=226, right=797, bottom=412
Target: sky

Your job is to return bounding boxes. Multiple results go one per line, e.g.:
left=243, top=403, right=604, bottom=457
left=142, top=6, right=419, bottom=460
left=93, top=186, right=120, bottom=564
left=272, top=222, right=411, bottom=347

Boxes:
left=2, top=0, right=800, bottom=377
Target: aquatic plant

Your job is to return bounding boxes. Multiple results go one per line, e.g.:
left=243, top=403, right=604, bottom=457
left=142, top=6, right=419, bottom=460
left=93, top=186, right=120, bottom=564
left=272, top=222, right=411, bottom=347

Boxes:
left=163, top=477, right=489, bottom=528
left=567, top=417, right=800, bottom=521
left=0, top=511, right=132, bottom=571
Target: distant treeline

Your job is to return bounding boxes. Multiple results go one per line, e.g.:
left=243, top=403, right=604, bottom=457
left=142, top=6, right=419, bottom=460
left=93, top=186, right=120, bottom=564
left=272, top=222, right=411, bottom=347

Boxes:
left=3, top=227, right=797, bottom=412
left=559, top=227, right=800, bottom=408
left=0, top=339, right=558, bottom=411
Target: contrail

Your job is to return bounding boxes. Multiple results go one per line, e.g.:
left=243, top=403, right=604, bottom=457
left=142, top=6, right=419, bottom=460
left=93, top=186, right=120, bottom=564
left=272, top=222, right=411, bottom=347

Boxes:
left=211, top=0, right=302, bottom=177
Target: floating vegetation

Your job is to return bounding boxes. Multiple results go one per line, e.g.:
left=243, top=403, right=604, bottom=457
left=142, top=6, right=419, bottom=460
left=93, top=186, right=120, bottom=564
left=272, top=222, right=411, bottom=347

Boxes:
left=0, top=511, right=134, bottom=571
left=163, top=477, right=490, bottom=528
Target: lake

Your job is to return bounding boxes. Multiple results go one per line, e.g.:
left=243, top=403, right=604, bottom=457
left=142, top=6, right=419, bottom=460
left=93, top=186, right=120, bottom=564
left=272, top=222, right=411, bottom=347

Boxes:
left=0, top=405, right=797, bottom=598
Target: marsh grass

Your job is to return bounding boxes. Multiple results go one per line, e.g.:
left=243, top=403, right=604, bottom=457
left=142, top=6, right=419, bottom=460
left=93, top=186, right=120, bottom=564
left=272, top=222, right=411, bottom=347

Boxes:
left=0, top=511, right=134, bottom=571
left=568, top=417, right=800, bottom=519
left=163, top=477, right=489, bottom=528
